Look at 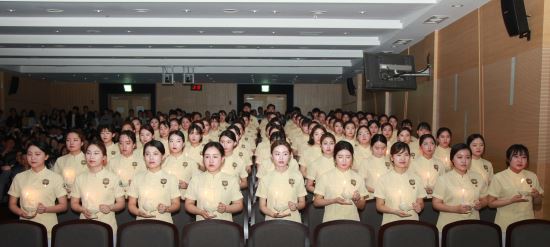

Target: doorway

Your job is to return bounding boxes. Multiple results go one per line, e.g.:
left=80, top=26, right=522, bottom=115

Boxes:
left=109, top=94, right=151, bottom=118
left=244, top=94, right=287, bottom=113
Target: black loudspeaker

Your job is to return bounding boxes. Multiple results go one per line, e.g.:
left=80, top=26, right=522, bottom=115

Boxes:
left=346, top=77, right=356, bottom=96
left=501, top=0, right=530, bottom=40
left=8, top=76, right=19, bottom=95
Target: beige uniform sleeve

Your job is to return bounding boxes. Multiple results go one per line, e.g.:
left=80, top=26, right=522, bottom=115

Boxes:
left=313, top=174, right=327, bottom=197
left=52, top=173, right=67, bottom=198
left=184, top=178, right=198, bottom=201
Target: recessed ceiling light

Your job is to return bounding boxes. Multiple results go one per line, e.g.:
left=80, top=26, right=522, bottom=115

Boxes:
left=311, top=10, right=327, bottom=15
left=424, top=15, right=449, bottom=24
left=182, top=9, right=191, bottom=13
left=7, top=9, right=16, bottom=13
left=209, top=45, right=214, bottom=48
left=223, top=9, right=239, bottom=13
left=451, top=4, right=464, bottom=7
left=232, top=30, right=245, bottom=34
left=236, top=45, right=247, bottom=48
left=198, top=30, right=205, bottom=34
left=94, top=9, right=103, bottom=13
left=272, top=10, right=279, bottom=14
left=359, top=10, right=367, bottom=15
left=86, top=29, right=101, bottom=33
left=126, top=30, right=132, bottom=33
left=174, top=45, right=186, bottom=48
left=47, top=8, right=64, bottom=13
left=54, top=30, right=60, bottom=33
left=113, top=45, right=125, bottom=48
left=147, top=45, right=153, bottom=48
left=250, top=9, right=258, bottom=14
left=133, top=8, right=149, bottom=13
left=272, top=31, right=276, bottom=35
left=299, top=31, right=323, bottom=36
left=343, top=32, right=349, bottom=35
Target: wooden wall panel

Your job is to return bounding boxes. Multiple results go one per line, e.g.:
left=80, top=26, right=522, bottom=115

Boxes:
left=389, top=91, right=405, bottom=119
left=295, top=83, right=342, bottom=112
left=156, top=83, right=237, bottom=113
left=49, top=82, right=99, bottom=111
left=3, top=74, right=50, bottom=113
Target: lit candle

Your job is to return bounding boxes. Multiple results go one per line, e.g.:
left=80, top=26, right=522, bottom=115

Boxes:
left=63, top=169, right=76, bottom=185
left=202, top=188, right=217, bottom=213
left=426, top=172, right=431, bottom=187
left=272, top=191, right=286, bottom=212
left=461, top=188, right=465, bottom=204
left=22, top=190, right=37, bottom=214
left=142, top=190, right=156, bottom=214
left=398, top=189, right=402, bottom=205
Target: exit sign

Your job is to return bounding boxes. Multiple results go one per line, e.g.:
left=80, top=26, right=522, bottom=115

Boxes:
left=190, top=84, right=203, bottom=91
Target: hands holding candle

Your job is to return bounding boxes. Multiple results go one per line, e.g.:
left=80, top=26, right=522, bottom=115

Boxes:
left=21, top=191, right=38, bottom=218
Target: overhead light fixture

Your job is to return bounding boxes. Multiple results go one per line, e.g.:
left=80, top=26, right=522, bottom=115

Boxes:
left=232, top=30, right=245, bottom=34
left=86, top=29, right=101, bottom=33
left=54, top=30, right=60, bottom=33
left=223, top=9, right=239, bottom=13
left=113, top=45, right=125, bottom=48
left=174, top=45, right=186, bottom=48
left=359, top=10, right=367, bottom=15
left=311, top=10, right=327, bottom=15
left=124, top=84, right=133, bottom=92
left=7, top=9, right=16, bottom=13
left=299, top=31, right=323, bottom=36
left=46, top=8, right=64, bottom=13
left=423, top=15, right=449, bottom=24
left=451, top=4, right=464, bottom=7
left=182, top=9, right=191, bottom=13
left=343, top=32, right=349, bottom=35
left=392, top=39, right=413, bottom=46
left=272, top=10, right=279, bottom=14
left=198, top=30, right=205, bottom=34
left=272, top=31, right=276, bottom=35
left=94, top=9, right=103, bottom=13
left=261, top=85, right=270, bottom=92
left=250, top=9, right=258, bottom=14
left=133, top=8, right=150, bottom=13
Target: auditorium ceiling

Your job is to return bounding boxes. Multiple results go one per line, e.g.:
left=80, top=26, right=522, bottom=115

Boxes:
left=0, top=0, right=487, bottom=84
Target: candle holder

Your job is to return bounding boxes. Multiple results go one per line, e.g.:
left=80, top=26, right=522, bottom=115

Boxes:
left=399, top=202, right=412, bottom=211
left=142, top=200, right=156, bottom=216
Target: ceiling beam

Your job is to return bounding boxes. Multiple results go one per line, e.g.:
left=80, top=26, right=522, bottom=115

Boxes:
left=0, top=48, right=365, bottom=58
left=0, top=17, right=402, bottom=30
left=19, top=66, right=343, bottom=74
left=0, top=35, right=379, bottom=46
left=0, top=58, right=352, bottom=67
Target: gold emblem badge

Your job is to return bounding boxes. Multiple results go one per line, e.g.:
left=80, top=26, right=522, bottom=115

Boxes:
left=42, top=179, right=49, bottom=186
left=471, top=179, right=478, bottom=187
left=483, top=165, right=488, bottom=172
left=351, top=179, right=356, bottom=186
left=81, top=160, right=87, bottom=165
left=410, top=153, right=415, bottom=158
left=161, top=178, right=167, bottom=188
left=385, top=162, right=391, bottom=168
left=222, top=180, right=228, bottom=190
left=103, top=178, right=110, bottom=188
left=182, top=162, right=188, bottom=167
left=433, top=164, right=439, bottom=171
left=289, top=178, right=295, bottom=186
left=232, top=162, right=238, bottom=169
left=409, top=179, right=416, bottom=189
left=239, top=152, right=243, bottom=157
left=526, top=178, right=533, bottom=187
left=241, top=144, right=245, bottom=148
left=132, top=162, right=138, bottom=168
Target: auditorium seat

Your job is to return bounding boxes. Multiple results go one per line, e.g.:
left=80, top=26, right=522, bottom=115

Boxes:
left=359, top=199, right=383, bottom=242
left=115, top=204, right=136, bottom=226
left=57, top=208, right=80, bottom=223
left=302, top=202, right=324, bottom=237
left=250, top=201, right=265, bottom=226
left=52, top=219, right=113, bottom=247
left=0, top=220, right=48, bottom=247
left=442, top=220, right=501, bottom=247
left=419, top=199, right=439, bottom=226
left=314, top=220, right=374, bottom=247
left=117, top=219, right=178, bottom=247
left=379, top=220, right=438, bottom=247
left=171, top=202, right=195, bottom=236
left=181, top=219, right=243, bottom=247
left=247, top=220, right=308, bottom=247
left=506, top=219, right=550, bottom=247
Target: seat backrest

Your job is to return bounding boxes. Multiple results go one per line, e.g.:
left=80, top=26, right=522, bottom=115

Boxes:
left=57, top=208, right=80, bottom=223
left=181, top=219, right=243, bottom=247
left=247, top=220, right=308, bottom=247
left=314, top=220, right=374, bottom=247
left=0, top=220, right=48, bottom=247
left=379, top=220, right=438, bottom=247
left=171, top=202, right=195, bottom=236
left=360, top=200, right=383, bottom=237
left=419, top=199, right=439, bottom=226
left=52, top=219, right=113, bottom=247
left=506, top=219, right=550, bottom=247
left=115, top=205, right=136, bottom=226
left=250, top=201, right=265, bottom=226
left=117, top=219, right=178, bottom=247
left=479, top=207, right=497, bottom=223
left=303, top=203, right=324, bottom=236
left=442, top=220, right=501, bottom=247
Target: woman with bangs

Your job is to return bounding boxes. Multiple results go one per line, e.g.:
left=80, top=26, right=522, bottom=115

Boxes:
left=367, top=120, right=380, bottom=136
left=71, top=141, right=125, bottom=233
left=298, top=125, right=326, bottom=178
left=357, top=134, right=390, bottom=198
left=183, top=123, right=206, bottom=168
left=306, top=133, right=336, bottom=193
left=219, top=130, right=248, bottom=189
left=135, top=124, right=155, bottom=159
left=397, top=128, right=419, bottom=160
left=256, top=140, right=307, bottom=222
left=332, top=119, right=344, bottom=142
left=488, top=144, right=544, bottom=231
left=158, top=120, right=170, bottom=153
left=353, top=125, right=372, bottom=170
left=432, top=143, right=488, bottom=231
left=342, top=121, right=357, bottom=146
left=149, top=117, right=161, bottom=140
left=131, top=117, right=143, bottom=149
left=314, top=141, right=368, bottom=222
left=467, top=134, right=494, bottom=185
left=374, top=142, right=426, bottom=225
left=410, top=134, right=446, bottom=197
left=53, top=130, right=87, bottom=198
left=380, top=123, right=395, bottom=149
left=227, top=124, right=253, bottom=174
left=434, top=127, right=453, bottom=171
left=108, top=131, right=146, bottom=196
left=184, top=142, right=243, bottom=222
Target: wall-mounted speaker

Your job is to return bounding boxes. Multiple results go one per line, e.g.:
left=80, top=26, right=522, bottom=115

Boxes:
left=501, top=0, right=530, bottom=40
left=8, top=76, right=19, bottom=95
left=346, top=77, right=356, bottom=96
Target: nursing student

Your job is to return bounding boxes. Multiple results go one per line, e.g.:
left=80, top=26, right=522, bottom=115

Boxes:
left=256, top=140, right=307, bottom=222
left=184, top=142, right=244, bottom=221
left=353, top=125, right=372, bottom=169
left=8, top=141, right=68, bottom=238
left=410, top=134, right=446, bottom=197
left=488, top=144, right=544, bottom=231
left=107, top=130, right=146, bottom=196
left=433, top=127, right=452, bottom=171
left=306, top=133, right=336, bottom=193
left=162, top=130, right=201, bottom=199
left=314, top=141, right=368, bottom=222
left=53, top=130, right=87, bottom=198
left=99, top=124, right=119, bottom=162
left=357, top=134, right=390, bottom=196
left=219, top=130, right=248, bottom=189
left=183, top=123, right=206, bottom=168
left=71, top=142, right=125, bottom=233
left=467, top=134, right=494, bottom=185
left=128, top=140, right=180, bottom=223
left=299, top=125, right=326, bottom=177
left=374, top=142, right=426, bottom=225
left=341, top=121, right=357, bottom=146
left=396, top=128, right=418, bottom=160
left=432, top=143, right=488, bottom=231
